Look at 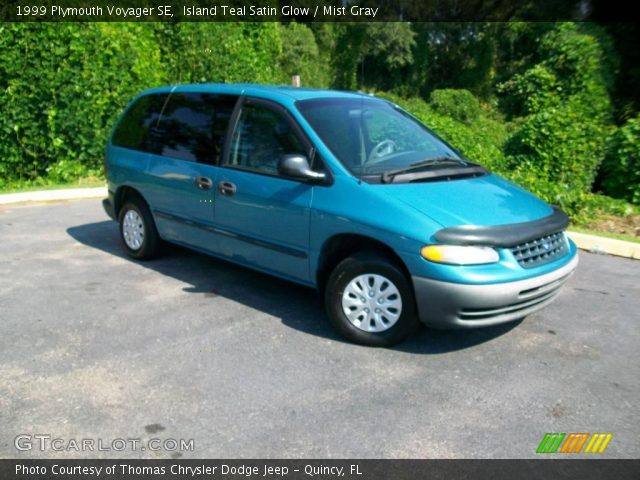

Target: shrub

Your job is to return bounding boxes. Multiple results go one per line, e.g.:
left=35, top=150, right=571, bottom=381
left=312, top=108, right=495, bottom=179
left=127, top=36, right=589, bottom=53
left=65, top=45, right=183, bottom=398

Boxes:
left=540, top=23, right=617, bottom=103
left=278, top=22, right=329, bottom=88
left=497, top=65, right=561, bottom=116
left=498, top=23, right=616, bottom=122
left=0, top=23, right=165, bottom=187
left=496, top=22, right=617, bottom=215
left=161, top=23, right=282, bottom=84
left=601, top=116, right=640, bottom=204
left=0, top=23, right=283, bottom=188
left=504, top=100, right=610, bottom=195
left=429, top=89, right=482, bottom=124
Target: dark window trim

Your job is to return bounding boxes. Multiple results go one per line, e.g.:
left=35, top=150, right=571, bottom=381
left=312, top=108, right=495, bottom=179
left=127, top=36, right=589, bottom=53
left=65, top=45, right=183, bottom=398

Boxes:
left=221, top=96, right=333, bottom=186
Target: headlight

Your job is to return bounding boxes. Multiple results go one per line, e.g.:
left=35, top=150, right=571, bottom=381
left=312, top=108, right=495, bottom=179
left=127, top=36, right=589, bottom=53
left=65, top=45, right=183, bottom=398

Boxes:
left=420, top=245, right=500, bottom=265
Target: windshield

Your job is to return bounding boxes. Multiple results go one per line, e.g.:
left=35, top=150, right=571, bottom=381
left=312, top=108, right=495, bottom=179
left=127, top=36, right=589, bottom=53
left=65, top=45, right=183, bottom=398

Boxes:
left=296, top=97, right=468, bottom=180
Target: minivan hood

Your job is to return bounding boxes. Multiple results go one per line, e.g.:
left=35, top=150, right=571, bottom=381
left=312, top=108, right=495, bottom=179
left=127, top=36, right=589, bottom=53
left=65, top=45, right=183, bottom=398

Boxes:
left=380, top=174, right=553, bottom=228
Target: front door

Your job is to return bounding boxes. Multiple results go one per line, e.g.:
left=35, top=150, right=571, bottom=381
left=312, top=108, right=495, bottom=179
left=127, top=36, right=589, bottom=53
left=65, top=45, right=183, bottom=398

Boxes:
left=214, top=98, right=315, bottom=284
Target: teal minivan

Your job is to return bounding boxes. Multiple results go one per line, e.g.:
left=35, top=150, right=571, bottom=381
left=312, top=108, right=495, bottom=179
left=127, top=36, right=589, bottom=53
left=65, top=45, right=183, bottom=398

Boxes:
left=103, top=84, right=578, bottom=346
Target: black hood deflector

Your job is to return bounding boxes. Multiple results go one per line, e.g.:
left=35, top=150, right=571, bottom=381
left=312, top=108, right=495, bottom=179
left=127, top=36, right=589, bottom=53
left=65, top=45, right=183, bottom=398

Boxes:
left=434, top=207, right=570, bottom=247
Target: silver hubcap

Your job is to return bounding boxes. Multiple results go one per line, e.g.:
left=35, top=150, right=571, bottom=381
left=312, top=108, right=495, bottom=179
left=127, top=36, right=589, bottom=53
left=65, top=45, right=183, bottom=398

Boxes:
left=342, top=273, right=402, bottom=333
left=122, top=210, right=144, bottom=250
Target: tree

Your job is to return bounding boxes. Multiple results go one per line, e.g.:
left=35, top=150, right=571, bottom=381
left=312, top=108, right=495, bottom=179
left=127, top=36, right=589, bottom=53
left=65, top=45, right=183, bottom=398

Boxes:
left=278, top=22, right=329, bottom=87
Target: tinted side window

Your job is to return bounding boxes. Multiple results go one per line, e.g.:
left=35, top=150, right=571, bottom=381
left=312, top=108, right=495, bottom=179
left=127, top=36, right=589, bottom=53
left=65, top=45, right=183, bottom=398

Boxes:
left=112, top=94, right=167, bottom=151
left=150, top=93, right=238, bottom=164
left=228, top=103, right=306, bottom=175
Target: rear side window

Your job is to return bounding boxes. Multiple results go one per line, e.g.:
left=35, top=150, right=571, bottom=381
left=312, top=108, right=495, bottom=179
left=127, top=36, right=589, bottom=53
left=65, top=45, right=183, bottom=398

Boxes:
left=151, top=93, right=238, bottom=164
left=111, top=94, right=168, bottom=151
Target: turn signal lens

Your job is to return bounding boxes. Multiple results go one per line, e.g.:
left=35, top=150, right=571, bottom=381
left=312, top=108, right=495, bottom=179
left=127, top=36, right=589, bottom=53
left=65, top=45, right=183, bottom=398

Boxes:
left=421, top=245, right=500, bottom=265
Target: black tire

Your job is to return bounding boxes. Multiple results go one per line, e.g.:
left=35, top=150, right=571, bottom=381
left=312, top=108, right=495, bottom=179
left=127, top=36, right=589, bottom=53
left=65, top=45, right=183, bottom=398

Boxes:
left=118, top=197, right=161, bottom=260
left=324, top=252, right=420, bottom=347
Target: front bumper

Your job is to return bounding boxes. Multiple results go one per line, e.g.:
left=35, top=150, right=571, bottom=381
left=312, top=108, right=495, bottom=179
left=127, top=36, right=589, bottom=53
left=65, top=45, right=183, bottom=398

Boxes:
left=412, top=253, right=579, bottom=329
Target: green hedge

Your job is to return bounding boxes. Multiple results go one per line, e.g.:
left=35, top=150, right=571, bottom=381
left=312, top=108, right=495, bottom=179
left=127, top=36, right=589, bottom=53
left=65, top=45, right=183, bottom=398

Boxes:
left=0, top=23, right=165, bottom=187
left=601, top=115, right=640, bottom=204
left=429, top=89, right=482, bottom=124
left=277, top=22, right=330, bottom=88
left=0, top=23, right=333, bottom=188
left=0, top=23, right=285, bottom=188
left=495, top=22, right=620, bottom=215
left=159, top=23, right=282, bottom=85
left=0, top=21, right=635, bottom=219
left=504, top=100, right=610, bottom=195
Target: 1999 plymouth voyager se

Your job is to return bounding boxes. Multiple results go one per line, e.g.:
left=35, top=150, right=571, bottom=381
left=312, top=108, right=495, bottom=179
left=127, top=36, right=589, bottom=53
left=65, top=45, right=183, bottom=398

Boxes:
left=103, top=84, right=578, bottom=346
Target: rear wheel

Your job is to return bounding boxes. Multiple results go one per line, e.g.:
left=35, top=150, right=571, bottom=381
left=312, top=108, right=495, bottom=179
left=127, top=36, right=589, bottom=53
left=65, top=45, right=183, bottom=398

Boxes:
left=325, top=252, right=420, bottom=346
left=118, top=198, right=161, bottom=260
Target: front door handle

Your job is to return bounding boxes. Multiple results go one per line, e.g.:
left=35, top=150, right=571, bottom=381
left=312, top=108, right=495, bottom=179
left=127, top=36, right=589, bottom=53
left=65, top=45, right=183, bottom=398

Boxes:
left=195, top=176, right=213, bottom=190
left=218, top=181, right=237, bottom=196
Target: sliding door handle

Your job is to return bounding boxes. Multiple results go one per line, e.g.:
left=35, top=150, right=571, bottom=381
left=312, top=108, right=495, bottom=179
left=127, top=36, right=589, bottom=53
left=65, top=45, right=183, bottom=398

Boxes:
left=195, top=176, right=213, bottom=190
left=218, top=181, right=237, bottom=196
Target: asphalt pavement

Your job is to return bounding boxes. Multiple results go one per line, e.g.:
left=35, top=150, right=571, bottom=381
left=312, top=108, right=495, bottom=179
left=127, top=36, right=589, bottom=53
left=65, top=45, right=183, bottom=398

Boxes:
left=0, top=199, right=638, bottom=459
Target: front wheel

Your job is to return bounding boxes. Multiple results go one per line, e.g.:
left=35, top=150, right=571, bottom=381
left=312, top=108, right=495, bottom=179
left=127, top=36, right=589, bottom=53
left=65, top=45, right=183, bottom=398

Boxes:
left=325, top=253, right=420, bottom=347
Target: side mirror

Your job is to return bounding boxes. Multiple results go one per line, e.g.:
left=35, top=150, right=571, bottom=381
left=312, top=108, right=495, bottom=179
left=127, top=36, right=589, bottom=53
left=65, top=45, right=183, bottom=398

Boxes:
left=278, top=154, right=326, bottom=183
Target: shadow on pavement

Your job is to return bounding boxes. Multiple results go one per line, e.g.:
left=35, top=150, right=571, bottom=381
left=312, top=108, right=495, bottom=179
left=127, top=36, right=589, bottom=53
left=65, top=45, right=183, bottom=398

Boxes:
left=67, top=220, right=520, bottom=354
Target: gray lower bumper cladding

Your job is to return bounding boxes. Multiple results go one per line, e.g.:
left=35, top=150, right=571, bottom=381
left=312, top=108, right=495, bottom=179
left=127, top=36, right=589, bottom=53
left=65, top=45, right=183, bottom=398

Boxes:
left=412, top=254, right=579, bottom=329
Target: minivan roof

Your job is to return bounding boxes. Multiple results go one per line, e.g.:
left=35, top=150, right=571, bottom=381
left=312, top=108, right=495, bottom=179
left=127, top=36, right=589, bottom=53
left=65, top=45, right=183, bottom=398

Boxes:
left=141, top=83, right=373, bottom=102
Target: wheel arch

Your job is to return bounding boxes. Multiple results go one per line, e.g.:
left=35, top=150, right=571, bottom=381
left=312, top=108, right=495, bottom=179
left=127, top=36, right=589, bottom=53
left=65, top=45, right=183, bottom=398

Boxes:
left=316, top=233, right=412, bottom=296
left=113, top=185, right=149, bottom=218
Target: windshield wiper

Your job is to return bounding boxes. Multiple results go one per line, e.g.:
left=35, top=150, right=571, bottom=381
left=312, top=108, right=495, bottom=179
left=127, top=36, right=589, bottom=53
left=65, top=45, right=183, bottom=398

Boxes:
left=381, top=156, right=467, bottom=183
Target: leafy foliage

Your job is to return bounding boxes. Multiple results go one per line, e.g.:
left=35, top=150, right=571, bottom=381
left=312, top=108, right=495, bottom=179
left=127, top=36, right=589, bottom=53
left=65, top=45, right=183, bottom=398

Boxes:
left=407, top=23, right=497, bottom=99
left=429, top=89, right=482, bottom=124
left=160, top=23, right=281, bottom=84
left=0, top=20, right=638, bottom=221
left=331, top=23, right=417, bottom=93
left=504, top=102, right=611, bottom=194
left=0, top=23, right=165, bottom=187
left=498, top=65, right=561, bottom=116
left=363, top=23, right=416, bottom=71
left=0, top=23, right=281, bottom=188
left=497, top=22, right=620, bottom=213
left=278, top=22, right=330, bottom=88
left=601, top=116, right=640, bottom=204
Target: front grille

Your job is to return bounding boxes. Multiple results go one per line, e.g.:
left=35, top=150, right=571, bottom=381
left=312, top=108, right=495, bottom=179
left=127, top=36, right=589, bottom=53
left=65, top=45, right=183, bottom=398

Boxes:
left=510, top=231, right=567, bottom=268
